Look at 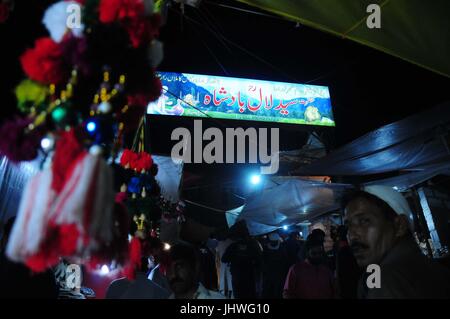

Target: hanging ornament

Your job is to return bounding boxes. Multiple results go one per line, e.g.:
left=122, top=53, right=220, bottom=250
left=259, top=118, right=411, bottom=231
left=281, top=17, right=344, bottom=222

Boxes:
left=51, top=106, right=68, bottom=124
left=89, top=144, right=103, bottom=156
left=40, top=135, right=55, bottom=152
left=98, top=101, right=112, bottom=114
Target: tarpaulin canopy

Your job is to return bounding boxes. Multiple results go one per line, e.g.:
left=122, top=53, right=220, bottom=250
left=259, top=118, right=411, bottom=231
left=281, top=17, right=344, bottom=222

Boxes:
left=238, top=179, right=353, bottom=235
left=238, top=165, right=450, bottom=236
left=236, top=0, right=450, bottom=78
left=365, top=162, right=450, bottom=192
left=153, top=155, right=183, bottom=203
left=237, top=101, right=450, bottom=235
left=294, top=101, right=450, bottom=176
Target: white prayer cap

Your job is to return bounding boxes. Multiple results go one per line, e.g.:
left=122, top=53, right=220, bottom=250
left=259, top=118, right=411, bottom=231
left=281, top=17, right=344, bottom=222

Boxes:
left=362, top=185, right=413, bottom=225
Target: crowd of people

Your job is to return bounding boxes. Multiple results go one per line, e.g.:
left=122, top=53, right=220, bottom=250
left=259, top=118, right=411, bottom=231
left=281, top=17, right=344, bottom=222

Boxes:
left=1, top=185, right=450, bottom=299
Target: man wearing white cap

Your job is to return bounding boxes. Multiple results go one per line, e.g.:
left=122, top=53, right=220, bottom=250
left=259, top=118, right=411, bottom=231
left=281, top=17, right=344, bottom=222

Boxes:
left=344, top=185, right=450, bottom=298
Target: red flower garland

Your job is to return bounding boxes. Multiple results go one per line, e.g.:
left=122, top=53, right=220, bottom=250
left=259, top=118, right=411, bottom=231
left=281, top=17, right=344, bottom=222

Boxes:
left=99, top=0, right=161, bottom=48
left=20, top=37, right=68, bottom=85
left=99, top=0, right=144, bottom=23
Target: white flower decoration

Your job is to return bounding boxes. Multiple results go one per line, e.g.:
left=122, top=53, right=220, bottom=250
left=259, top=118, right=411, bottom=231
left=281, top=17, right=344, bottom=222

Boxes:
left=42, top=1, right=84, bottom=43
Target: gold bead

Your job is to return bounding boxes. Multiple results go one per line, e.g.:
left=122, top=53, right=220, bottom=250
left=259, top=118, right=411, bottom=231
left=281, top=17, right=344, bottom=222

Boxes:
left=103, top=72, right=110, bottom=82
left=49, top=84, right=56, bottom=95
left=121, top=105, right=129, bottom=113
left=119, top=122, right=124, bottom=130
left=119, top=75, right=126, bottom=84
left=90, top=110, right=95, bottom=116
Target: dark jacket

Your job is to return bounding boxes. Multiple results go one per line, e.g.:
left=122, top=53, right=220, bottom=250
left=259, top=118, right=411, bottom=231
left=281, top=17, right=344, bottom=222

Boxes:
left=358, top=238, right=450, bottom=299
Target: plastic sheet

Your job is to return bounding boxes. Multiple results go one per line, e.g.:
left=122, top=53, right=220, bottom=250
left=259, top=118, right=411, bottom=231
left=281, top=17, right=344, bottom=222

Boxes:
left=153, top=155, right=183, bottom=203
left=0, top=156, right=40, bottom=228
left=238, top=179, right=353, bottom=236
left=295, top=101, right=450, bottom=176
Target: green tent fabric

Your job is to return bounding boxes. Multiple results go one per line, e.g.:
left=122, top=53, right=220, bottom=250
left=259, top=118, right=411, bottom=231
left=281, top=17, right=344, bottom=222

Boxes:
left=236, top=0, right=450, bottom=78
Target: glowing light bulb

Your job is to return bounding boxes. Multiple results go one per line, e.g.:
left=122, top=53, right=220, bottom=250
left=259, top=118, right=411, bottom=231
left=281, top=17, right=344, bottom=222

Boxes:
left=41, top=137, right=52, bottom=150
left=250, top=174, right=261, bottom=185
left=100, top=265, right=109, bottom=275
left=86, top=121, right=96, bottom=133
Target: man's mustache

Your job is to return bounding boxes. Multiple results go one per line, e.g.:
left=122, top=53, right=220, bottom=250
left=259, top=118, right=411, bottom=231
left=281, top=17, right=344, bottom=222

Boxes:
left=350, top=242, right=369, bottom=251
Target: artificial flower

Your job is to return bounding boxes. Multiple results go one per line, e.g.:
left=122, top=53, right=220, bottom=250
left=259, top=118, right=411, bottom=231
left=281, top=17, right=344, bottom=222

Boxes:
left=42, top=1, right=85, bottom=43
left=15, top=79, right=49, bottom=113
left=0, top=117, right=43, bottom=163
left=20, top=37, right=68, bottom=85
left=99, top=0, right=145, bottom=23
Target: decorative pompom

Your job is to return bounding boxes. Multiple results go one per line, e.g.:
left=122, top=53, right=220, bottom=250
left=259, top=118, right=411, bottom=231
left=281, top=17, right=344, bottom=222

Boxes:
left=135, top=151, right=153, bottom=172
left=51, top=129, right=85, bottom=193
left=115, top=191, right=128, bottom=203
left=127, top=177, right=141, bottom=193
left=120, top=149, right=138, bottom=168
left=0, top=117, right=43, bottom=163
left=15, top=79, right=49, bottom=113
left=42, top=1, right=85, bottom=43
left=20, top=37, right=68, bottom=85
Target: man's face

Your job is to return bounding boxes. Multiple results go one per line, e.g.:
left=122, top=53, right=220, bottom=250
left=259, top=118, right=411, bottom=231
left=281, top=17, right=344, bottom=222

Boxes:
left=167, top=259, right=196, bottom=295
left=344, top=197, right=397, bottom=267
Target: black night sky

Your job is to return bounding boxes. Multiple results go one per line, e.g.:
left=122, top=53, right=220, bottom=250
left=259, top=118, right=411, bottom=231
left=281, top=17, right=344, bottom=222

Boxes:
left=1, top=0, right=449, bottom=149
